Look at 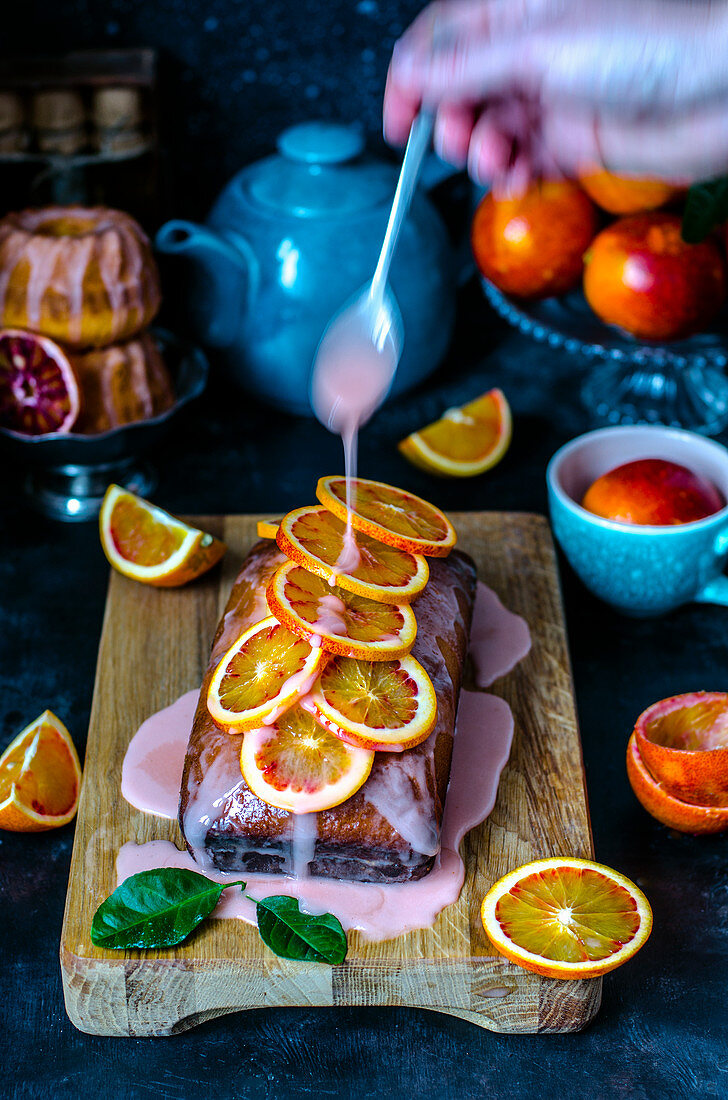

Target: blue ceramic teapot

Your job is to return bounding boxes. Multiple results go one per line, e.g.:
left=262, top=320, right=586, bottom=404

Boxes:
left=155, top=121, right=457, bottom=416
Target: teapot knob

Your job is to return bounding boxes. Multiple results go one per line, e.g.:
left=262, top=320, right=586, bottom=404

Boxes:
left=277, top=121, right=365, bottom=165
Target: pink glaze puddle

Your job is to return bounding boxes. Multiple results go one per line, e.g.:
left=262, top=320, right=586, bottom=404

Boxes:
left=470, top=581, right=531, bottom=687
left=116, top=690, right=513, bottom=940
left=117, top=581, right=531, bottom=942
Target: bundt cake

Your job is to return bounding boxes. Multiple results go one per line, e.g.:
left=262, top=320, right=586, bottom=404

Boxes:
left=0, top=206, right=161, bottom=350
left=71, top=333, right=174, bottom=434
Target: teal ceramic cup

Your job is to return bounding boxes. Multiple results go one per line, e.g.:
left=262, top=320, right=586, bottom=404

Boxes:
left=547, top=426, right=728, bottom=616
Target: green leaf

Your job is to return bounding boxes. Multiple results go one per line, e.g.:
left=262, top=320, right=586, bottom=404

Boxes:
left=91, top=868, right=245, bottom=950
left=256, top=895, right=347, bottom=965
left=682, top=178, right=728, bottom=243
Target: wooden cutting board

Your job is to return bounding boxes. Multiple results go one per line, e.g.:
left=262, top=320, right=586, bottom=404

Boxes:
left=60, top=512, right=600, bottom=1037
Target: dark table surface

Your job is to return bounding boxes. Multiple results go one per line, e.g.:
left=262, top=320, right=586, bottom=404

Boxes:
left=2, top=279, right=727, bottom=1100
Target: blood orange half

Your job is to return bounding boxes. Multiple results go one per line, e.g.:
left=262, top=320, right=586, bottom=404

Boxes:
left=0, top=328, right=80, bottom=435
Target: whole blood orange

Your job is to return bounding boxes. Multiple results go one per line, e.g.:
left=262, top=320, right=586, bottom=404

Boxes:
left=578, top=170, right=679, bottom=215
left=581, top=459, right=723, bottom=526
left=583, top=214, right=727, bottom=340
left=633, top=692, right=728, bottom=808
left=471, top=181, right=598, bottom=299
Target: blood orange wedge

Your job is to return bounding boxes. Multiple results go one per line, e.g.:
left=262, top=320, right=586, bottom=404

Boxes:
left=316, top=476, right=456, bottom=557
left=399, top=388, right=511, bottom=478
left=240, top=707, right=374, bottom=813
left=481, top=857, right=653, bottom=980
left=626, top=733, right=728, bottom=835
left=0, top=710, right=82, bottom=832
left=100, top=484, right=226, bottom=587
left=276, top=505, right=428, bottom=603
left=267, top=560, right=417, bottom=661
left=207, top=615, right=328, bottom=732
left=0, top=329, right=80, bottom=435
left=301, top=654, right=437, bottom=751
left=633, top=692, right=728, bottom=807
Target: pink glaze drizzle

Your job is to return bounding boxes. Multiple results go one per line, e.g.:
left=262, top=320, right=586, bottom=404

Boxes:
left=118, top=581, right=530, bottom=942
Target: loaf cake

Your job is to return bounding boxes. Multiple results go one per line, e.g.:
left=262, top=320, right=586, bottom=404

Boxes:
left=179, top=539, right=476, bottom=883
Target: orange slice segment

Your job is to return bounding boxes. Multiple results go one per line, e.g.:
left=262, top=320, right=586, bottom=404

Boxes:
left=0, top=710, right=82, bottom=832
left=100, top=484, right=225, bottom=587
left=399, top=388, right=512, bottom=477
left=481, top=857, right=653, bottom=980
left=316, top=475, right=456, bottom=558
left=267, top=560, right=417, bottom=661
left=277, top=505, right=428, bottom=604
left=207, top=615, right=329, bottom=732
left=240, top=707, right=374, bottom=813
left=257, top=519, right=280, bottom=540
left=301, top=654, right=437, bottom=751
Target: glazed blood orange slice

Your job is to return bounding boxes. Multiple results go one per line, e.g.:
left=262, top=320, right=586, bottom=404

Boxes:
left=0, top=710, right=82, bottom=832
left=0, top=329, right=80, bottom=435
left=481, top=858, right=653, bottom=979
left=301, top=654, right=437, bottom=752
left=267, top=561, right=417, bottom=661
left=316, top=476, right=456, bottom=557
left=240, top=707, right=374, bottom=813
left=100, top=484, right=225, bottom=587
left=399, top=388, right=511, bottom=478
left=207, top=615, right=328, bottom=732
left=276, top=505, right=428, bottom=603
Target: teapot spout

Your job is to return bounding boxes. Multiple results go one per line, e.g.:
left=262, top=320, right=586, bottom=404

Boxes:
left=155, top=220, right=256, bottom=348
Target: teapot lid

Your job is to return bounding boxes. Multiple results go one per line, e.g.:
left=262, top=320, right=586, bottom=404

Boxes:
left=243, top=120, right=394, bottom=217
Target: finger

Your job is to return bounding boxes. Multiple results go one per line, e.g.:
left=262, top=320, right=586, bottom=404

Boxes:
left=392, top=31, right=538, bottom=106
left=383, top=67, right=420, bottom=147
left=433, top=102, right=476, bottom=168
left=467, top=109, right=515, bottom=185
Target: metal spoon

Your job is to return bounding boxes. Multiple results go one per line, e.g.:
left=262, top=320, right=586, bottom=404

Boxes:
left=310, top=110, right=434, bottom=430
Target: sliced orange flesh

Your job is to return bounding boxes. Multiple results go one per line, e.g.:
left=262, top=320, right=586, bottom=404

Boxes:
left=0, top=710, right=82, bottom=832
left=627, top=733, right=728, bottom=834
left=634, top=692, right=728, bottom=808
left=99, top=484, right=225, bottom=587
left=316, top=476, right=456, bottom=557
left=240, top=707, right=374, bottom=813
left=481, top=857, right=653, bottom=979
left=207, top=615, right=329, bottom=732
left=276, top=505, right=428, bottom=604
left=267, top=560, right=417, bottom=661
left=0, top=329, right=80, bottom=435
left=399, top=388, right=512, bottom=478
left=257, top=519, right=280, bottom=540
left=302, top=654, right=437, bottom=751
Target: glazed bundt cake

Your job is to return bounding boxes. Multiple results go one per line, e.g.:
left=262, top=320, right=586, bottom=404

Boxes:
left=0, top=206, right=161, bottom=350
left=71, top=333, right=174, bottom=434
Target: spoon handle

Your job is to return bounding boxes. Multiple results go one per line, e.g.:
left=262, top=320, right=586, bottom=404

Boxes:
left=370, top=109, right=434, bottom=308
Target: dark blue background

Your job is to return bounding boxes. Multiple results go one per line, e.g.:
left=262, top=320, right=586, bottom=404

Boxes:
left=3, top=2, right=728, bottom=1097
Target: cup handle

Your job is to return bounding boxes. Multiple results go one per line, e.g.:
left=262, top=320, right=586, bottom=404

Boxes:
left=694, top=527, right=728, bottom=605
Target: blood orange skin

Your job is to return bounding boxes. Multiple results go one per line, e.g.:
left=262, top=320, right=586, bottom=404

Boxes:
left=627, top=733, right=728, bottom=834
left=471, top=181, right=598, bottom=300
left=581, top=459, right=724, bottom=526
left=0, top=328, right=80, bottom=434
left=583, top=214, right=727, bottom=341
left=633, top=693, right=728, bottom=808
left=578, top=170, right=680, bottom=215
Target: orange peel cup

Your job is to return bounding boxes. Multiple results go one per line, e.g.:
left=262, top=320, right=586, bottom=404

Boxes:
left=627, top=692, right=728, bottom=834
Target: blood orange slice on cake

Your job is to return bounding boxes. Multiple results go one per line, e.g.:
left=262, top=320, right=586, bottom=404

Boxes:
left=240, top=707, right=374, bottom=813
left=207, top=615, right=329, bottom=732
left=267, top=560, right=417, bottom=661
left=316, top=476, right=456, bottom=557
left=0, top=329, right=80, bottom=435
left=301, top=653, right=437, bottom=751
left=276, top=505, right=428, bottom=603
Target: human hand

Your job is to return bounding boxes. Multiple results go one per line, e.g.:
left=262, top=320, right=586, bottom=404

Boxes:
left=384, top=0, right=728, bottom=188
